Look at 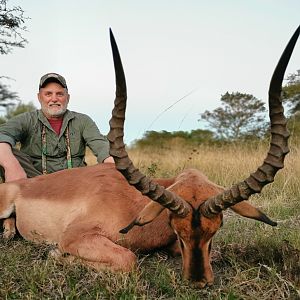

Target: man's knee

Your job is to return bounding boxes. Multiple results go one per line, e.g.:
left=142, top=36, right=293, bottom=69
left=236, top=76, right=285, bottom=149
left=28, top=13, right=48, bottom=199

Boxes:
left=11, top=148, right=41, bottom=178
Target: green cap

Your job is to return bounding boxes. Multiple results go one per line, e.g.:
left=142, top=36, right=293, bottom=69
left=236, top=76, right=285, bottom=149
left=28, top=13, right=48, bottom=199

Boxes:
left=39, top=73, right=68, bottom=89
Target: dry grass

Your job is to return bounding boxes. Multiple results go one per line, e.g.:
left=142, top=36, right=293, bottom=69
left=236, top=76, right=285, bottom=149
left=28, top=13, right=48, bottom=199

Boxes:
left=1, top=142, right=300, bottom=299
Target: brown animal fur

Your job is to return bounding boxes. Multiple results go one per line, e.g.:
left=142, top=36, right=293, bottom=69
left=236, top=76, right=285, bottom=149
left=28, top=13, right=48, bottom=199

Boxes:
left=0, top=163, right=270, bottom=286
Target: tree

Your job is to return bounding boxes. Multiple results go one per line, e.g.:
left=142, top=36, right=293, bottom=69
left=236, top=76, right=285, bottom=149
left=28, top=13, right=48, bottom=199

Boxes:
left=0, top=0, right=28, bottom=55
left=282, top=70, right=300, bottom=114
left=132, top=128, right=215, bottom=148
left=0, top=101, right=36, bottom=125
left=6, top=101, right=36, bottom=118
left=0, top=0, right=28, bottom=110
left=200, top=92, right=267, bottom=140
left=0, top=0, right=27, bottom=114
left=0, top=76, right=19, bottom=109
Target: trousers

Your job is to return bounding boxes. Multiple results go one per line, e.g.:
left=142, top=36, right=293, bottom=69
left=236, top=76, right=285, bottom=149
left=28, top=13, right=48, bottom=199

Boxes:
left=0, top=148, right=42, bottom=183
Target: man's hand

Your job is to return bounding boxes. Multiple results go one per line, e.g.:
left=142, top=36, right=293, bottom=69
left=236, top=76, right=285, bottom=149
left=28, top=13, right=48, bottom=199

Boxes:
left=103, top=156, right=115, bottom=163
left=0, top=143, right=27, bottom=182
left=4, top=164, right=27, bottom=182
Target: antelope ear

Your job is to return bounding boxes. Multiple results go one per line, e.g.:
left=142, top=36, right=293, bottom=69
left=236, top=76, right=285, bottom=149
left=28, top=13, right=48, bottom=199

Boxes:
left=119, top=201, right=165, bottom=234
left=230, top=201, right=277, bottom=226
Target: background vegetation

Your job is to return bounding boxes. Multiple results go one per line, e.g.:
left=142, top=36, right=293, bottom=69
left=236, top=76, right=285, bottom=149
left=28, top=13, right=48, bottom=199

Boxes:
left=1, top=141, right=300, bottom=299
left=0, top=0, right=30, bottom=122
left=282, top=70, right=300, bottom=114
left=200, top=92, right=267, bottom=140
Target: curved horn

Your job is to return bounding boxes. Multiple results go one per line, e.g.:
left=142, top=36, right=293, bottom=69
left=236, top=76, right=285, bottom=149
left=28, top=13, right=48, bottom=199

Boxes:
left=201, top=26, right=300, bottom=217
left=107, top=29, right=190, bottom=217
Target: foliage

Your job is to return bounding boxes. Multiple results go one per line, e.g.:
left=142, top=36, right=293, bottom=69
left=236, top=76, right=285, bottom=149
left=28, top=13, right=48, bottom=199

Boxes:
left=5, top=101, right=36, bottom=118
left=0, top=101, right=36, bottom=124
left=0, top=77, right=19, bottom=109
left=0, top=0, right=28, bottom=55
left=200, top=92, right=267, bottom=140
left=282, top=70, right=300, bottom=114
left=133, top=129, right=215, bottom=148
left=0, top=1, right=28, bottom=109
left=287, top=112, right=300, bottom=145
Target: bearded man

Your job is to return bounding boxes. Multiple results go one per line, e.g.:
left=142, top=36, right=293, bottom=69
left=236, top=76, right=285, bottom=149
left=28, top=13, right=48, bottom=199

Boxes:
left=0, top=73, right=113, bottom=183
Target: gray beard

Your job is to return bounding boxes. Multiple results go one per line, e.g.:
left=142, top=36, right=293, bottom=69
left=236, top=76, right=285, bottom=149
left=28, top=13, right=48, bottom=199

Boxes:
left=42, top=107, right=67, bottom=118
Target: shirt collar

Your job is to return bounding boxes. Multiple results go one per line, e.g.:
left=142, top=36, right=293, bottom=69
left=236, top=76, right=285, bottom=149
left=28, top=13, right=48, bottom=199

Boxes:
left=38, top=109, right=75, bottom=137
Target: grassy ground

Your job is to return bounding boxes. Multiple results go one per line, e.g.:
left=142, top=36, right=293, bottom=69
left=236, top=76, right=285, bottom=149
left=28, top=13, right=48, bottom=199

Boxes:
left=1, top=143, right=300, bottom=299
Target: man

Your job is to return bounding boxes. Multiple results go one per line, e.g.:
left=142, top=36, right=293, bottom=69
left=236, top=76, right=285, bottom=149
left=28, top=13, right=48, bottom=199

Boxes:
left=0, top=72, right=114, bottom=183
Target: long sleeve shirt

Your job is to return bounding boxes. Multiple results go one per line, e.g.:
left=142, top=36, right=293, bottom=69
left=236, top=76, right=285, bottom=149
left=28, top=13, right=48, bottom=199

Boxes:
left=0, top=109, right=110, bottom=173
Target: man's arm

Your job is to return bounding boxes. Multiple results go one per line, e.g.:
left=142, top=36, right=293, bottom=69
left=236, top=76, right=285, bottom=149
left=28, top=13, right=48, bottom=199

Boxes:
left=0, top=143, right=27, bottom=182
left=80, top=115, right=114, bottom=163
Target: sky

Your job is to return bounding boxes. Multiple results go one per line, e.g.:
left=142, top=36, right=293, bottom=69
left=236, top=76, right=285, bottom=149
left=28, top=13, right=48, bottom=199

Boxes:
left=1, top=1, right=300, bottom=144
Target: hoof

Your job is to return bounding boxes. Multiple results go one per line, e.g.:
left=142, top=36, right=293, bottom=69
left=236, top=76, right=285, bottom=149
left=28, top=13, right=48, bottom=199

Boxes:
left=2, top=228, right=16, bottom=239
left=2, top=218, right=16, bottom=239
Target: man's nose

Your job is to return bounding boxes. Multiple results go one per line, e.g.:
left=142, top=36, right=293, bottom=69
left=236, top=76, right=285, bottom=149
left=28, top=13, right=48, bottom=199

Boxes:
left=50, top=94, right=58, bottom=101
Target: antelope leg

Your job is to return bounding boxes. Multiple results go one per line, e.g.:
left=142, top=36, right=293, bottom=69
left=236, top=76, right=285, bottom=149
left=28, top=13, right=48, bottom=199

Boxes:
left=2, top=217, right=16, bottom=239
left=60, top=229, right=137, bottom=272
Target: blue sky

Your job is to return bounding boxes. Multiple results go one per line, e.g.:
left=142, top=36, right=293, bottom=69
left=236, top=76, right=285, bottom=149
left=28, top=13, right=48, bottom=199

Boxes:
left=1, top=1, right=299, bottom=143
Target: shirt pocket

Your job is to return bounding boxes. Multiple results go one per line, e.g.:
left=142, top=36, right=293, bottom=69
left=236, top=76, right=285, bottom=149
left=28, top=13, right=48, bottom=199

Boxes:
left=69, top=129, right=84, bottom=157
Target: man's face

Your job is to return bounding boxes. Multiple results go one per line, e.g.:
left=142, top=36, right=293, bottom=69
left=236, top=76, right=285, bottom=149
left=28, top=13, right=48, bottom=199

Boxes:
left=38, top=82, right=70, bottom=119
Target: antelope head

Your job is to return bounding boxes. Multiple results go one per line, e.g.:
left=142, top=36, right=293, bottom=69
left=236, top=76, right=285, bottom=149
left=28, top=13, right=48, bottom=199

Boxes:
left=108, top=27, right=300, bottom=287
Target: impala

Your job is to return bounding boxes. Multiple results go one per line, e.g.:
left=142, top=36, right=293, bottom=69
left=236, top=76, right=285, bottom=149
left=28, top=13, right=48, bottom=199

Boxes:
left=1, top=26, right=299, bottom=288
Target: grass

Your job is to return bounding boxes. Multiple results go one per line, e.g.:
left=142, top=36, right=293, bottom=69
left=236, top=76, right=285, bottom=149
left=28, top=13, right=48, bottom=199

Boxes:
left=1, top=143, right=300, bottom=299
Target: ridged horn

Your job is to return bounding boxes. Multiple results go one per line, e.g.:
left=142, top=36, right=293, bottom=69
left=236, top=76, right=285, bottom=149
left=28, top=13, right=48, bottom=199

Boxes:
left=201, top=26, right=300, bottom=218
left=107, top=29, right=190, bottom=217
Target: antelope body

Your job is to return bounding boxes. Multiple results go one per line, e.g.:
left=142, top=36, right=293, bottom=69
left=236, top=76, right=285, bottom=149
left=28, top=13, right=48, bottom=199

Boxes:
left=1, top=26, right=299, bottom=288
left=0, top=163, right=272, bottom=286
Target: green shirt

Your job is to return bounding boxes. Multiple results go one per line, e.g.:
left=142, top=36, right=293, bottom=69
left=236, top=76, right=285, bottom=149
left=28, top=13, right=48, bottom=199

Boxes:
left=0, top=109, right=110, bottom=173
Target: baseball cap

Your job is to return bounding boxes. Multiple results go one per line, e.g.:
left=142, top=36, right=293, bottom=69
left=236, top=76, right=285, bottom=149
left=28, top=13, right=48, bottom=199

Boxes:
left=39, top=73, right=68, bottom=89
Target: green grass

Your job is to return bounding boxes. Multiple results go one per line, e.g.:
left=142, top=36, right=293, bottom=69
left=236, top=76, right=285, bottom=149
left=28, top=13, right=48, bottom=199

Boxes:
left=2, top=236, right=299, bottom=299
left=1, top=229, right=300, bottom=299
left=1, top=143, right=300, bottom=299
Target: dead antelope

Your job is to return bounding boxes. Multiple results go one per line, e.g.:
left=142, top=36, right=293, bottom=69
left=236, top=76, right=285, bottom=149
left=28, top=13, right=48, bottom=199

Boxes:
left=1, top=27, right=299, bottom=288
